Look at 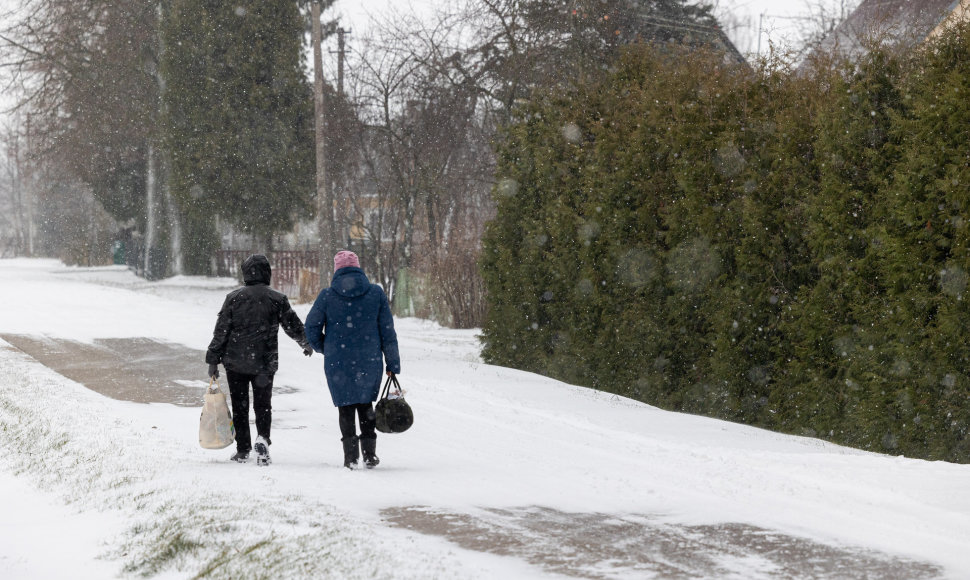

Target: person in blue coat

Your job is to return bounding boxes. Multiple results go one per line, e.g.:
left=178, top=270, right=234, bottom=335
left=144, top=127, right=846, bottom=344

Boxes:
left=304, top=250, right=401, bottom=469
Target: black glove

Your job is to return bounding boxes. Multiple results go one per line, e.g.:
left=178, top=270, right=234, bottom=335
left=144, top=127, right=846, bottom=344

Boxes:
left=208, top=363, right=219, bottom=379
left=303, top=345, right=313, bottom=357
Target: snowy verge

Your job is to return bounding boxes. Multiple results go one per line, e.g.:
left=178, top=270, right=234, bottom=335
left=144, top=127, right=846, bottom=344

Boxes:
left=0, top=466, right=122, bottom=579
left=0, top=340, right=474, bottom=579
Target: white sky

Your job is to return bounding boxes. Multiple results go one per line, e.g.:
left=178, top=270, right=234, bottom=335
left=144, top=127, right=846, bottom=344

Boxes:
left=328, top=0, right=856, bottom=60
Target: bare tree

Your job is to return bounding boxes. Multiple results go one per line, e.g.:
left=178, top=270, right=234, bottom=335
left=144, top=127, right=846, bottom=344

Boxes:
left=339, top=7, right=497, bottom=324
left=800, top=0, right=861, bottom=56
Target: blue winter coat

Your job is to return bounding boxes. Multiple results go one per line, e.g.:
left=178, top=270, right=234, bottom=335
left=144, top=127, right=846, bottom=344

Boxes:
left=304, top=267, right=401, bottom=407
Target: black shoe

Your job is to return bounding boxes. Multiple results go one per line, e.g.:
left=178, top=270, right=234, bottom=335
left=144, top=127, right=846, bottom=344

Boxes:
left=230, top=450, right=251, bottom=463
left=361, top=437, right=379, bottom=469
left=255, top=436, right=271, bottom=466
left=342, top=435, right=360, bottom=470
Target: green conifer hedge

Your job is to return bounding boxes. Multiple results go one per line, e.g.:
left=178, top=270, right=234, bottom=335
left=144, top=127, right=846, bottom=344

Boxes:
left=481, top=26, right=970, bottom=463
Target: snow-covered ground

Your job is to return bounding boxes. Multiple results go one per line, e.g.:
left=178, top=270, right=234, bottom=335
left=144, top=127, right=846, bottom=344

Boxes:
left=1, top=258, right=969, bottom=579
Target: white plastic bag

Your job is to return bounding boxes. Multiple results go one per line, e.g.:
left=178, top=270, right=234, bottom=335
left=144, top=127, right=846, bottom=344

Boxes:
left=199, top=379, right=235, bottom=449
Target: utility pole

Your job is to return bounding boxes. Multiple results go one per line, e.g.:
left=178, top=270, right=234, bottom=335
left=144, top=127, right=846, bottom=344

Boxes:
left=757, top=12, right=763, bottom=58
left=330, top=27, right=351, bottom=250
left=312, top=1, right=335, bottom=284
left=336, top=27, right=350, bottom=97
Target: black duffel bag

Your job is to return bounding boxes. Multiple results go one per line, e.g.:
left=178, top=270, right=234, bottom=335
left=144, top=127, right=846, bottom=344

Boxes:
left=375, top=374, right=413, bottom=434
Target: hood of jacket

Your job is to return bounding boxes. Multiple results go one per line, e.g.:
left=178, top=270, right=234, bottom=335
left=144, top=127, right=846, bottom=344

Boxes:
left=330, top=266, right=371, bottom=298
left=242, top=254, right=272, bottom=285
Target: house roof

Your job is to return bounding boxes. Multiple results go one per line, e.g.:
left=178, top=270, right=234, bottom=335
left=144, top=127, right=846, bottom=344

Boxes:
left=638, top=14, right=748, bottom=67
left=816, top=0, right=963, bottom=60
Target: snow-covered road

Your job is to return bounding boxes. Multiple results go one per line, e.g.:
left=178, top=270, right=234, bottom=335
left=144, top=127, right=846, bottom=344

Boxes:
left=0, top=258, right=968, bottom=578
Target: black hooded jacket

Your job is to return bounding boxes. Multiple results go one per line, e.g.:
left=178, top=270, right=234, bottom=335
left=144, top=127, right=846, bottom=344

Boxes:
left=206, top=254, right=308, bottom=375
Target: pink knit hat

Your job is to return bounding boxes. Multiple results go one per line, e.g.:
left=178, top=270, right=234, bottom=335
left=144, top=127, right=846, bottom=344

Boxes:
left=333, top=250, right=360, bottom=271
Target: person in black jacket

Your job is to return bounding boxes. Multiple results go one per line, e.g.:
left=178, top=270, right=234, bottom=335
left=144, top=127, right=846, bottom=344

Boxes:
left=206, top=254, right=312, bottom=464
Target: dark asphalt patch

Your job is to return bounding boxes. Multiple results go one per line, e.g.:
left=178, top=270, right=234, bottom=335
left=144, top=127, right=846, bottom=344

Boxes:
left=382, top=506, right=943, bottom=579
left=2, top=334, right=208, bottom=406
left=2, top=335, right=300, bottom=407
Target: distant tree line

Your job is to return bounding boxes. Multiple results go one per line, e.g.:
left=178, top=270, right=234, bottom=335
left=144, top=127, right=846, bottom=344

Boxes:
left=0, top=0, right=730, bottom=329
left=481, top=23, right=970, bottom=462
left=0, top=0, right=317, bottom=278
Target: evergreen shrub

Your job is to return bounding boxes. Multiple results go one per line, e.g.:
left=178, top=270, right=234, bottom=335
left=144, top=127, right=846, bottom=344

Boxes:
left=481, top=27, right=970, bottom=463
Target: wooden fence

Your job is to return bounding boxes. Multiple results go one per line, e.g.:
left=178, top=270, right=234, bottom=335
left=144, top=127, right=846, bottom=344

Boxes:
left=214, top=250, right=321, bottom=301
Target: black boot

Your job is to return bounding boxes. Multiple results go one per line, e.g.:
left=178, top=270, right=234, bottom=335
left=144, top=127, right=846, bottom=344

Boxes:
left=361, top=437, right=380, bottom=469
left=342, top=435, right=360, bottom=469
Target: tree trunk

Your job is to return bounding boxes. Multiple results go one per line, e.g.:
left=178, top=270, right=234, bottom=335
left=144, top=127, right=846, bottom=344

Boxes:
left=144, top=142, right=156, bottom=279
left=426, top=196, right=438, bottom=248
left=11, top=127, right=28, bottom=256
left=312, top=1, right=334, bottom=283
left=166, top=177, right=182, bottom=275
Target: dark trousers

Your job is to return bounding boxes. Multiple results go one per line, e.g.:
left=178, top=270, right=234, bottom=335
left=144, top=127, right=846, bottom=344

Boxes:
left=338, top=403, right=376, bottom=442
left=226, top=370, right=274, bottom=453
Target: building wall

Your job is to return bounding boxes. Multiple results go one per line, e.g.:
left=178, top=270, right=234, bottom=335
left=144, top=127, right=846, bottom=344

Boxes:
left=927, top=0, right=970, bottom=41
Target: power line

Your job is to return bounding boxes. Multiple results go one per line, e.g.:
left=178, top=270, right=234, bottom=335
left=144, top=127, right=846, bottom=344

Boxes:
left=640, top=14, right=724, bottom=33
left=637, top=16, right=725, bottom=40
